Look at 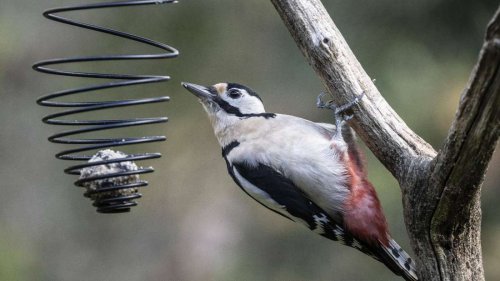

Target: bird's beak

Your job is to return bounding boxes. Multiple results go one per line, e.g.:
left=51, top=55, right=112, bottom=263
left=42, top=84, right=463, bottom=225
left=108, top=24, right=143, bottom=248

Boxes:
left=181, top=82, right=214, bottom=100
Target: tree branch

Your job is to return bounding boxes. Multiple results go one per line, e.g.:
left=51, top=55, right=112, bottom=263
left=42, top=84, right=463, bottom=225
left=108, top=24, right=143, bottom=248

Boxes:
left=430, top=9, right=500, bottom=218
left=270, top=0, right=500, bottom=280
left=418, top=8, right=500, bottom=281
left=270, top=0, right=436, bottom=183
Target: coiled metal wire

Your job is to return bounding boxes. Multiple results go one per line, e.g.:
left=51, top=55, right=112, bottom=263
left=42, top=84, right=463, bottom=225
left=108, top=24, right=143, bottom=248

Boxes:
left=33, top=0, right=178, bottom=213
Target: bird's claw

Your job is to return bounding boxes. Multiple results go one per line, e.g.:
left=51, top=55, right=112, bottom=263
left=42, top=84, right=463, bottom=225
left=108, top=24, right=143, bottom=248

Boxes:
left=317, top=91, right=365, bottom=140
left=317, top=91, right=365, bottom=123
left=316, top=92, right=335, bottom=109
left=334, top=91, right=365, bottom=116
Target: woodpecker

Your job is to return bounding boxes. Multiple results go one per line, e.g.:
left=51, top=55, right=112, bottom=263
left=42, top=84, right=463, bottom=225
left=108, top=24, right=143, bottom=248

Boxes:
left=182, top=81, right=418, bottom=281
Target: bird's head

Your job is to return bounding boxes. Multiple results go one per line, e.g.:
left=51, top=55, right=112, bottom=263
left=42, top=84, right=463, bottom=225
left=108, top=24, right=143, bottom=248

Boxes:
left=182, top=82, right=266, bottom=120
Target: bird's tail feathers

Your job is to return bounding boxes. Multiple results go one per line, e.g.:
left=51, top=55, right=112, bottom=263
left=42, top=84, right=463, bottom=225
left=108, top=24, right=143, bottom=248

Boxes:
left=321, top=221, right=417, bottom=280
left=376, top=238, right=418, bottom=281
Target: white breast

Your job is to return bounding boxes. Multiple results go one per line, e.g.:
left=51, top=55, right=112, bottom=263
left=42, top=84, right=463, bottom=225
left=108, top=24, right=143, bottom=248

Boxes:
left=223, top=114, right=350, bottom=217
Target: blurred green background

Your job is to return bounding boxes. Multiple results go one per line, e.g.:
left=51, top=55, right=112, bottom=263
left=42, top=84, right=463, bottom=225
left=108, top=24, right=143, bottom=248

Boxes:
left=1, top=0, right=498, bottom=280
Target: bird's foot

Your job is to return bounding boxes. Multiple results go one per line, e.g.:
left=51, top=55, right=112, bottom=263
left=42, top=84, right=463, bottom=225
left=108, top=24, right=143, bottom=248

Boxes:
left=317, top=91, right=365, bottom=139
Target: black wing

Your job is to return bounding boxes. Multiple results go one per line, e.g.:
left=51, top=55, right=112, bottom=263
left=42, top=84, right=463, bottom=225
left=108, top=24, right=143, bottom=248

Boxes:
left=228, top=159, right=347, bottom=244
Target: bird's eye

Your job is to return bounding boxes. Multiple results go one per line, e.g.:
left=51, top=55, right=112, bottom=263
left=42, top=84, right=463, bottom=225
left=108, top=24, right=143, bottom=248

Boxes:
left=228, top=89, right=242, bottom=99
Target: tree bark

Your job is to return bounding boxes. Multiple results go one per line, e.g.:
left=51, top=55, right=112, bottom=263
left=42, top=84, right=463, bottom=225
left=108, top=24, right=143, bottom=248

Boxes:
left=270, top=0, right=500, bottom=280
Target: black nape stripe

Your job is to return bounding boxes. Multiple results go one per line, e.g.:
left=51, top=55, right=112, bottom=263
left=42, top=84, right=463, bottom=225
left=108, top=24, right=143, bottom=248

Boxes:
left=222, top=140, right=240, bottom=157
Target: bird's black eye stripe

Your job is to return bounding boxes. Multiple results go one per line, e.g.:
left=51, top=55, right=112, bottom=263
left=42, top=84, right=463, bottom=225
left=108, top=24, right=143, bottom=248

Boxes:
left=228, top=89, right=242, bottom=99
left=208, top=85, right=275, bottom=119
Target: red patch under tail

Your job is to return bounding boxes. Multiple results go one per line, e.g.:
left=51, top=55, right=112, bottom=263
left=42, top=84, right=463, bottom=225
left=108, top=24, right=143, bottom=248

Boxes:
left=343, top=152, right=389, bottom=246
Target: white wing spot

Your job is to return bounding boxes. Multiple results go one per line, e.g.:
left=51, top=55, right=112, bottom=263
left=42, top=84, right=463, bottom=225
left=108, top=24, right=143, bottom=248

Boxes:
left=351, top=239, right=362, bottom=250
left=312, top=213, right=330, bottom=234
left=334, top=228, right=344, bottom=241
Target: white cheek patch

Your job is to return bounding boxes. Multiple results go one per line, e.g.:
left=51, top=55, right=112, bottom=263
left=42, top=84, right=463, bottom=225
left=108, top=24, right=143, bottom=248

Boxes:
left=236, top=96, right=266, bottom=115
